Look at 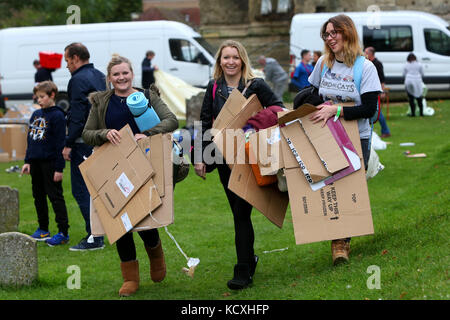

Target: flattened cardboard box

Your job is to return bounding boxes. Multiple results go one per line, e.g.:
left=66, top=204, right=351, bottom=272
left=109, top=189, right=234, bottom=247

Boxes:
left=84, top=125, right=154, bottom=218
left=248, top=125, right=284, bottom=176
left=212, top=91, right=263, bottom=166
left=88, top=133, right=174, bottom=240
left=79, top=125, right=157, bottom=243
left=279, top=111, right=374, bottom=244
left=278, top=105, right=348, bottom=182
left=214, top=92, right=288, bottom=228
left=0, top=124, right=28, bottom=161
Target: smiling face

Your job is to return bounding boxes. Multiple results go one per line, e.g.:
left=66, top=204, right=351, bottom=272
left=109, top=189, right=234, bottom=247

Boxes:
left=220, top=46, right=242, bottom=79
left=325, top=22, right=344, bottom=57
left=108, top=62, right=134, bottom=94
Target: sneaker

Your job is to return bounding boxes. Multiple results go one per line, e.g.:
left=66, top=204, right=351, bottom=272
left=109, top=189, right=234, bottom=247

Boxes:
left=46, top=232, right=69, bottom=246
left=331, top=239, right=350, bottom=265
left=380, top=133, right=391, bottom=138
left=69, top=236, right=104, bottom=251
left=30, top=228, right=51, bottom=241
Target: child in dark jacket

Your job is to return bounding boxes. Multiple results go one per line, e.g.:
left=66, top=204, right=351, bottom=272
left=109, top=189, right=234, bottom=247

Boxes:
left=22, top=81, right=70, bottom=246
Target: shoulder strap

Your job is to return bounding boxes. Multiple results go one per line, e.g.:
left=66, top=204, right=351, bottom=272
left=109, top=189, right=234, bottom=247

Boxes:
left=241, top=79, right=254, bottom=97
left=320, top=59, right=327, bottom=79
left=212, top=81, right=217, bottom=101
left=353, top=55, right=365, bottom=92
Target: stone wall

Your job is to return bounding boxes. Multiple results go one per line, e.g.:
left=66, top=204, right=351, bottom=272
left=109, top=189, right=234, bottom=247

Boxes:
left=198, top=0, right=450, bottom=72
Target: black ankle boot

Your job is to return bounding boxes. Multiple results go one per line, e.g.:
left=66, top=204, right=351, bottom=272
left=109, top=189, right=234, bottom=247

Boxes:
left=227, top=263, right=252, bottom=290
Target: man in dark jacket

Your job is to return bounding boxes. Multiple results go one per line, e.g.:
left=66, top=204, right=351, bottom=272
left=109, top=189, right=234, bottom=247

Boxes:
left=141, top=50, right=158, bottom=89
left=63, top=42, right=106, bottom=251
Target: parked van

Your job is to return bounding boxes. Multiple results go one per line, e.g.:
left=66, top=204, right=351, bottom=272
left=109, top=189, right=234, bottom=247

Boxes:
left=0, top=20, right=216, bottom=109
left=290, top=11, right=450, bottom=91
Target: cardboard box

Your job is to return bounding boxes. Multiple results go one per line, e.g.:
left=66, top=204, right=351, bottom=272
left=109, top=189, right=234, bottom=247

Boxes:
left=79, top=125, right=158, bottom=243
left=0, top=124, right=28, bottom=161
left=212, top=92, right=263, bottom=166
left=212, top=91, right=289, bottom=228
left=278, top=105, right=348, bottom=183
left=279, top=108, right=374, bottom=244
left=138, top=134, right=165, bottom=197
left=83, top=125, right=154, bottom=218
left=88, top=133, right=174, bottom=241
left=248, top=125, right=284, bottom=176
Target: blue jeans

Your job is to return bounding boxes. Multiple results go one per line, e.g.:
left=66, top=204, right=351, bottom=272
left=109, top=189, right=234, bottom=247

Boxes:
left=378, top=111, right=390, bottom=135
left=70, top=143, right=94, bottom=235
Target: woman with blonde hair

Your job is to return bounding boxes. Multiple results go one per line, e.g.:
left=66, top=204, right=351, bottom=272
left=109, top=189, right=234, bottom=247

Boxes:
left=307, top=14, right=382, bottom=265
left=82, top=54, right=178, bottom=296
left=194, top=39, right=284, bottom=290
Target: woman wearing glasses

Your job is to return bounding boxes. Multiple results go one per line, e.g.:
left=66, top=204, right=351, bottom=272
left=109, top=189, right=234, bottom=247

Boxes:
left=307, top=14, right=381, bottom=265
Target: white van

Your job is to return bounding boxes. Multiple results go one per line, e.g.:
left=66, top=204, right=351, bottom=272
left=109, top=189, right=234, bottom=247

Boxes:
left=290, top=11, right=450, bottom=91
left=0, top=20, right=216, bottom=109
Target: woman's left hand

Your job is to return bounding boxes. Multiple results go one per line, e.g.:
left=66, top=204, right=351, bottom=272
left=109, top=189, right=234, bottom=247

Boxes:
left=134, top=133, right=147, bottom=141
left=309, top=104, right=339, bottom=127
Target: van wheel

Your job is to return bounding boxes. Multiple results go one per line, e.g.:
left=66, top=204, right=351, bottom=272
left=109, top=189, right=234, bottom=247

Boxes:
left=56, top=93, right=70, bottom=112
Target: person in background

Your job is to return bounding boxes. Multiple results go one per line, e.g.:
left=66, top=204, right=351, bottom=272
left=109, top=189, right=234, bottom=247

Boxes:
left=22, top=81, right=69, bottom=246
left=308, top=14, right=381, bottom=265
left=82, top=54, right=178, bottom=297
left=312, top=50, right=322, bottom=67
left=62, top=42, right=106, bottom=251
left=34, top=59, right=55, bottom=83
left=364, top=46, right=391, bottom=138
left=257, top=55, right=289, bottom=101
left=403, top=53, right=424, bottom=117
left=195, top=40, right=284, bottom=290
left=141, top=50, right=158, bottom=89
left=291, top=49, right=313, bottom=90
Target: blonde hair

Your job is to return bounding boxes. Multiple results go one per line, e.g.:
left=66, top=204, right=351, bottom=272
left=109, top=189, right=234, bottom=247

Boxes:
left=106, top=54, right=134, bottom=88
left=320, top=14, right=364, bottom=68
left=213, top=39, right=256, bottom=84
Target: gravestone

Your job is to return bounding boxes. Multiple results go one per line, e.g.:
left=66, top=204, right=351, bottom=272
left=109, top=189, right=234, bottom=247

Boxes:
left=0, top=186, right=19, bottom=233
left=185, top=91, right=205, bottom=128
left=0, top=232, right=38, bottom=286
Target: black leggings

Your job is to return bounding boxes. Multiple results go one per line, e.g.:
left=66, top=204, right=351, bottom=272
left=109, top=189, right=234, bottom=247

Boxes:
left=217, top=164, right=255, bottom=265
left=116, top=229, right=160, bottom=262
left=408, top=94, right=423, bottom=116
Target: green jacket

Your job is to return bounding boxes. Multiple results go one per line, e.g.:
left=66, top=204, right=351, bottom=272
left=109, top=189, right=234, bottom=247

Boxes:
left=82, top=88, right=178, bottom=146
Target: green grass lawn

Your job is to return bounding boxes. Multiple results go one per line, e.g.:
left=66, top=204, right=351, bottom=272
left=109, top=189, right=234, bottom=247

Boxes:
left=0, top=100, right=448, bottom=300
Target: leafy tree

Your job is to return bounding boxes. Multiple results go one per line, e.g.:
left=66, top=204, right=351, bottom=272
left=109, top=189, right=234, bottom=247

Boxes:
left=0, top=0, right=142, bottom=28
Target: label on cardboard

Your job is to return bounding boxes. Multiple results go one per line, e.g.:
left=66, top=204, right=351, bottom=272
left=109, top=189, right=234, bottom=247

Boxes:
left=121, top=212, right=133, bottom=232
left=285, top=137, right=314, bottom=184
left=116, top=172, right=134, bottom=198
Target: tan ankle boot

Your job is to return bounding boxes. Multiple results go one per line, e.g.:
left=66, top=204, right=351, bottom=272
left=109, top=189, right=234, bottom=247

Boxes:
left=331, top=239, right=350, bottom=265
left=145, top=240, right=166, bottom=282
left=119, top=260, right=140, bottom=297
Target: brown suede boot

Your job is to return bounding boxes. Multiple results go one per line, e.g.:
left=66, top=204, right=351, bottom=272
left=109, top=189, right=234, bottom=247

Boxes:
left=119, top=260, right=140, bottom=297
left=331, top=239, right=350, bottom=265
left=145, top=240, right=166, bottom=282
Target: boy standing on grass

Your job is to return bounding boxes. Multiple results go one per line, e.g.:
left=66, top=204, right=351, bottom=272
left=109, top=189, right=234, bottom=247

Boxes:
left=21, top=81, right=70, bottom=246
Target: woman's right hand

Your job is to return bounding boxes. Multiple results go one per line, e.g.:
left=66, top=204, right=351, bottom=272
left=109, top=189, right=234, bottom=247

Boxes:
left=194, top=162, right=206, bottom=180
left=106, top=129, right=121, bottom=145
left=21, top=164, right=30, bottom=175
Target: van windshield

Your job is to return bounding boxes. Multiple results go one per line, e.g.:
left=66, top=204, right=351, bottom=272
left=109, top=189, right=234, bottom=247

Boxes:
left=194, top=37, right=216, bottom=57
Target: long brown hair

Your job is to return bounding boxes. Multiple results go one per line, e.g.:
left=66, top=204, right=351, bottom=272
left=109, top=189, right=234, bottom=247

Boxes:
left=213, top=39, right=256, bottom=84
left=320, top=14, right=364, bottom=68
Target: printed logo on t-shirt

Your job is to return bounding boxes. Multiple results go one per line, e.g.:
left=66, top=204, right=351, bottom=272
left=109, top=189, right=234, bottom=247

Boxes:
left=320, top=69, right=358, bottom=103
left=29, top=117, right=47, bottom=141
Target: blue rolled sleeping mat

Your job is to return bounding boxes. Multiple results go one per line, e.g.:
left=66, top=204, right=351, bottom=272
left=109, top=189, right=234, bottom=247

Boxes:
left=126, top=91, right=161, bottom=132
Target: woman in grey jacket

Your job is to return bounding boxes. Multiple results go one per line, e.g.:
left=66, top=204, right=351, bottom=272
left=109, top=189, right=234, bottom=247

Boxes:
left=403, top=53, right=425, bottom=117
left=82, top=54, right=178, bottom=297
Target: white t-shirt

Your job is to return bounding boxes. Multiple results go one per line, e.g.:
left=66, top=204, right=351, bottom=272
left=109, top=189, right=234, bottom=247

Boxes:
left=308, top=55, right=382, bottom=139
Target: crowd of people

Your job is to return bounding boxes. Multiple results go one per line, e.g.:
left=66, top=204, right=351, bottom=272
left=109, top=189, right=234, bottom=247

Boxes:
left=18, top=13, right=429, bottom=297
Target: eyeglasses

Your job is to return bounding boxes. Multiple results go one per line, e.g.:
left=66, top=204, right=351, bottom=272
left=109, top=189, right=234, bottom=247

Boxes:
left=322, top=30, right=338, bottom=41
